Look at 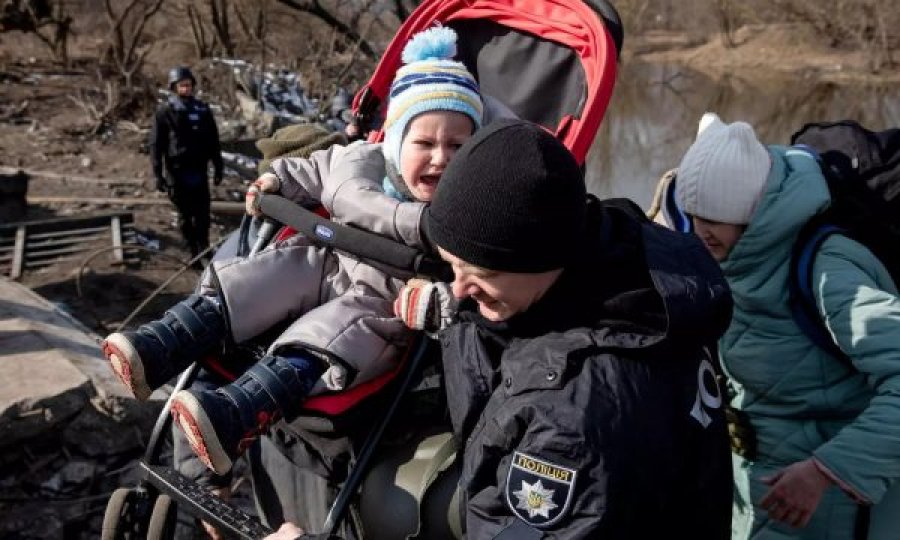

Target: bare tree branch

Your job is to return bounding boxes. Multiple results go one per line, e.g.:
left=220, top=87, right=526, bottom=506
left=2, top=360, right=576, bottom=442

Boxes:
left=186, top=2, right=214, bottom=57
left=102, top=0, right=167, bottom=88
left=274, top=0, right=377, bottom=59
left=4, top=0, right=73, bottom=64
left=208, top=0, right=235, bottom=56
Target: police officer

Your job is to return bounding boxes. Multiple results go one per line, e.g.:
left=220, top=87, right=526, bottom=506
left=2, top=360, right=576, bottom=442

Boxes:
left=265, top=120, right=735, bottom=539
left=150, top=66, right=223, bottom=260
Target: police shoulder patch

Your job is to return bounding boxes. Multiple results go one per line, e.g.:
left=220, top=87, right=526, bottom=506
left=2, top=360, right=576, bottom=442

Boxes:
left=505, top=451, right=577, bottom=528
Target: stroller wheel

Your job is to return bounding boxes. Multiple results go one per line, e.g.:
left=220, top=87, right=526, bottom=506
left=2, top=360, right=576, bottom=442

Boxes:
left=147, top=494, right=177, bottom=540
left=101, top=487, right=145, bottom=540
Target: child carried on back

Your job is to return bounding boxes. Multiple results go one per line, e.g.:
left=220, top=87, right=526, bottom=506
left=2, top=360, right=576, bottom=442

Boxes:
left=100, top=27, right=483, bottom=475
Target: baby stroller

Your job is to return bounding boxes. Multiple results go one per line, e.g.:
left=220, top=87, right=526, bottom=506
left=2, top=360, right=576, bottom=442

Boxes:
left=101, top=1, right=622, bottom=538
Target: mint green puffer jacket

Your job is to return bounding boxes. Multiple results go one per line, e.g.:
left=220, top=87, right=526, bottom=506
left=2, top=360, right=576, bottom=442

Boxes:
left=721, top=146, right=900, bottom=540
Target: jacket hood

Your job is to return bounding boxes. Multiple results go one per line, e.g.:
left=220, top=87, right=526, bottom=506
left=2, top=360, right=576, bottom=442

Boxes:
left=721, top=146, right=830, bottom=280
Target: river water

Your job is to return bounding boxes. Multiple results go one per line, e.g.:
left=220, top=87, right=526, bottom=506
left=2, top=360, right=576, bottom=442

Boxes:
left=585, top=61, right=900, bottom=209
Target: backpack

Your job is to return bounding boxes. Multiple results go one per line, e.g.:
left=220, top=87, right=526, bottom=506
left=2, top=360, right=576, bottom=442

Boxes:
left=788, top=120, right=900, bottom=360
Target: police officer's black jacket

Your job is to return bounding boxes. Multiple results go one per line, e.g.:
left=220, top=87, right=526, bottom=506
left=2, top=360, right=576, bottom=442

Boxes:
left=150, top=96, right=223, bottom=186
left=440, top=198, right=734, bottom=539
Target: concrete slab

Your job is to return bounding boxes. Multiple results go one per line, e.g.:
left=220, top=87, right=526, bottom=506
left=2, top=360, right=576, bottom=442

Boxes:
left=0, top=277, right=138, bottom=449
left=0, top=277, right=128, bottom=398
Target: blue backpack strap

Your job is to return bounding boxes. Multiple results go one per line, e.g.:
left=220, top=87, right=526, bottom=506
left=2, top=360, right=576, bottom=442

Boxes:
left=664, top=176, right=693, bottom=233
left=788, top=222, right=851, bottom=363
left=791, top=143, right=821, bottom=161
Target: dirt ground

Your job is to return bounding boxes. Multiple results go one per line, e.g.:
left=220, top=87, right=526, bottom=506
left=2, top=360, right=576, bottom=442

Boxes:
left=1, top=21, right=897, bottom=334
left=0, top=58, right=250, bottom=334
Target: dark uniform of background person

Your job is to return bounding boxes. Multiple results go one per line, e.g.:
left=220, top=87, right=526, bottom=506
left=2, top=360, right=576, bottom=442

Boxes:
left=150, top=66, right=223, bottom=261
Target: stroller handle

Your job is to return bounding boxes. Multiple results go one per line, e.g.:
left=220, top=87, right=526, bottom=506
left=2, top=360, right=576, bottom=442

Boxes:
left=257, top=192, right=453, bottom=282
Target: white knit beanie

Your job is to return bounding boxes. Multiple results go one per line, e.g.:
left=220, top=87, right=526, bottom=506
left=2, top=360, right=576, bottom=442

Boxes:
left=675, top=112, right=771, bottom=225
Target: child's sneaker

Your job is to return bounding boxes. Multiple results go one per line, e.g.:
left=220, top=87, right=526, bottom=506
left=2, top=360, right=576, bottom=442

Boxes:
left=101, top=294, right=226, bottom=400
left=170, top=354, right=317, bottom=475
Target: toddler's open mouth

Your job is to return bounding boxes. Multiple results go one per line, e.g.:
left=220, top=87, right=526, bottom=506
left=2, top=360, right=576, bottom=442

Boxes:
left=419, top=174, right=440, bottom=186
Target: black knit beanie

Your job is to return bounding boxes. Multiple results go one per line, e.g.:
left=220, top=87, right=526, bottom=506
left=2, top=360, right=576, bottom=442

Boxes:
left=425, top=119, right=587, bottom=272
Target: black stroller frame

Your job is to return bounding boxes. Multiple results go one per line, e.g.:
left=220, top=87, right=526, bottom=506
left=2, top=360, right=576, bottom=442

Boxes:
left=102, top=196, right=442, bottom=540
left=102, top=0, right=624, bottom=537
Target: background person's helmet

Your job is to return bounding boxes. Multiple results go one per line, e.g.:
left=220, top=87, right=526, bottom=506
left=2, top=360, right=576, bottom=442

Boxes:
left=168, top=66, right=196, bottom=90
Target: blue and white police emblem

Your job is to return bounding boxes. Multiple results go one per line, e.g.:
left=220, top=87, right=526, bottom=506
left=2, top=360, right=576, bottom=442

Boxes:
left=506, top=451, right=576, bottom=527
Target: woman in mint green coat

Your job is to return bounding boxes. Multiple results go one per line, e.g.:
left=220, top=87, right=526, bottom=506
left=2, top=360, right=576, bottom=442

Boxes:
left=675, top=113, right=900, bottom=539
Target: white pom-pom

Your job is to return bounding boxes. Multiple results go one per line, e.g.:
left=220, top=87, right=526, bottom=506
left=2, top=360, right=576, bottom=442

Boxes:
left=401, top=26, right=458, bottom=64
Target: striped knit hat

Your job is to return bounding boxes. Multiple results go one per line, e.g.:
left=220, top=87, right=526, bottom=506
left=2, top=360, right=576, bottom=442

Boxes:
left=383, top=26, right=483, bottom=172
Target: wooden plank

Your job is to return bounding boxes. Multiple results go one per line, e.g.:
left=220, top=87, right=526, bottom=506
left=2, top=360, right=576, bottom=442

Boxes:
left=25, top=197, right=246, bottom=215
left=27, top=244, right=106, bottom=259
left=24, top=253, right=140, bottom=269
left=26, top=234, right=109, bottom=250
left=25, top=256, right=77, bottom=269
left=26, top=240, right=138, bottom=260
left=27, top=196, right=170, bottom=206
left=0, top=166, right=145, bottom=186
left=26, top=226, right=112, bottom=240
left=111, top=216, right=124, bottom=263
left=11, top=226, right=26, bottom=279
left=0, top=212, right=134, bottom=234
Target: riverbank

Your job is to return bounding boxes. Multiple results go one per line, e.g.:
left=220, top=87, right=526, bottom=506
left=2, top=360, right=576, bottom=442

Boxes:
left=628, top=23, right=900, bottom=85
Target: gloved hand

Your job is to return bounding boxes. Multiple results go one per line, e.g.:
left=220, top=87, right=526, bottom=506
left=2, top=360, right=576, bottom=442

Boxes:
left=394, top=278, right=458, bottom=335
left=246, top=173, right=281, bottom=216
left=213, top=173, right=223, bottom=186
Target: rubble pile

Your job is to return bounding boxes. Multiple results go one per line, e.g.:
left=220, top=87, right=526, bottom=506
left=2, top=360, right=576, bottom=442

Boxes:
left=0, top=279, right=258, bottom=538
left=0, top=278, right=159, bottom=538
left=215, top=60, right=350, bottom=129
left=0, top=397, right=162, bottom=538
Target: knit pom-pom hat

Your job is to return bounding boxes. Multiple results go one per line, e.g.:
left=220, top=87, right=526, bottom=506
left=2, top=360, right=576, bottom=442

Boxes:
left=382, top=26, right=483, bottom=173
left=675, top=112, right=771, bottom=225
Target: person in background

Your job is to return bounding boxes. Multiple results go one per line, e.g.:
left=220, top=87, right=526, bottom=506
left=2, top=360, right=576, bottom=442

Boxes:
left=150, top=66, right=224, bottom=262
left=675, top=112, right=900, bottom=539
